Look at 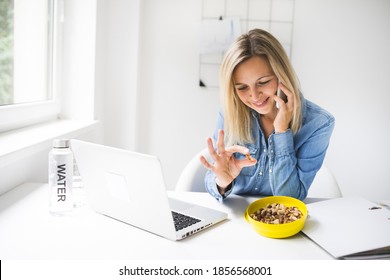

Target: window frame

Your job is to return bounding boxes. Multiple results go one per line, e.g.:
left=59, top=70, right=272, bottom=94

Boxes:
left=0, top=0, right=63, bottom=133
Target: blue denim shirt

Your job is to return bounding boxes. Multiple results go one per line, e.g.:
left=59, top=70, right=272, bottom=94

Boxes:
left=205, top=98, right=335, bottom=202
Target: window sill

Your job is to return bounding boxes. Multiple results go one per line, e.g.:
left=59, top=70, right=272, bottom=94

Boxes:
left=0, top=119, right=100, bottom=168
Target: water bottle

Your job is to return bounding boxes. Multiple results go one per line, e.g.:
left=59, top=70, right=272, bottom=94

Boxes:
left=48, top=139, right=73, bottom=216
left=72, top=158, right=86, bottom=208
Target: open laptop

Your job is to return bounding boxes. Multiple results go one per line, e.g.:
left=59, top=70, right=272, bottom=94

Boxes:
left=70, top=139, right=227, bottom=241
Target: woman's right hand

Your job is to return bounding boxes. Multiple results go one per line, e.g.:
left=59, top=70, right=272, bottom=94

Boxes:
left=199, top=129, right=257, bottom=193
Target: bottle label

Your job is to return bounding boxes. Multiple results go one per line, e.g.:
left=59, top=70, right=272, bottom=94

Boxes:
left=49, top=152, right=73, bottom=215
left=56, top=163, right=68, bottom=202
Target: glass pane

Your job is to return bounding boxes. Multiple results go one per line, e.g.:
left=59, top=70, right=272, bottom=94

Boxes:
left=0, top=0, right=13, bottom=105
left=0, top=0, right=51, bottom=106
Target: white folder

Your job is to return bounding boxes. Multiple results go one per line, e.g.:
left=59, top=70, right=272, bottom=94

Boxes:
left=302, top=197, right=390, bottom=259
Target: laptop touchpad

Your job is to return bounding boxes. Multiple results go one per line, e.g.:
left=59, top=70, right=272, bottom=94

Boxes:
left=169, top=198, right=193, bottom=212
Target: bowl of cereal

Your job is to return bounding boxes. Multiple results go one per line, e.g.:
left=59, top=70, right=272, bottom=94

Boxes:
left=244, top=196, right=307, bottom=238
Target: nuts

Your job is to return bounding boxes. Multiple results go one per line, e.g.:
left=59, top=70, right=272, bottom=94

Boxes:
left=246, top=153, right=254, bottom=161
left=250, top=203, right=303, bottom=224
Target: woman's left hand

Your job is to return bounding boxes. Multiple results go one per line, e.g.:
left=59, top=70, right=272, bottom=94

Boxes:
left=273, top=82, right=294, bottom=133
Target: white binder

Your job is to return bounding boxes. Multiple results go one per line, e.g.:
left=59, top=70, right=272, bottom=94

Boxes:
left=302, top=197, right=390, bottom=259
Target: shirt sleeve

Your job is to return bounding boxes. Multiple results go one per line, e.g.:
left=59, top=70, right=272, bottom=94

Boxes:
left=205, top=170, right=234, bottom=202
left=268, top=115, right=335, bottom=200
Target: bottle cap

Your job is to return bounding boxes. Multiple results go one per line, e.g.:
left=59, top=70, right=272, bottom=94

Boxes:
left=53, top=139, right=70, bottom=148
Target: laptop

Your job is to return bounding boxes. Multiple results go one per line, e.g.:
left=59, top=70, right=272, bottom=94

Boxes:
left=70, top=139, right=227, bottom=241
left=302, top=197, right=390, bottom=259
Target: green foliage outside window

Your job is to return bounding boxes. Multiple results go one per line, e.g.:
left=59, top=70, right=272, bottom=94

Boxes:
left=0, top=0, right=13, bottom=105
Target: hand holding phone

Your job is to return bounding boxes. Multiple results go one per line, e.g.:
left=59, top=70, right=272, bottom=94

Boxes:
left=276, top=81, right=288, bottom=109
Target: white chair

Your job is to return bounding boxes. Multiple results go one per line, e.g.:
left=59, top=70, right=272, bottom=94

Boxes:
left=175, top=148, right=342, bottom=198
left=176, top=148, right=210, bottom=192
left=307, top=164, right=342, bottom=198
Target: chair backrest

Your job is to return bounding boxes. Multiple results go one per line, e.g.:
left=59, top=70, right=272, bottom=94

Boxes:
left=307, top=164, right=342, bottom=198
left=175, top=148, right=209, bottom=192
left=175, top=148, right=342, bottom=198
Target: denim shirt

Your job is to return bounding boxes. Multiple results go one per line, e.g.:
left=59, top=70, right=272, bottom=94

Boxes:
left=205, top=98, right=335, bottom=202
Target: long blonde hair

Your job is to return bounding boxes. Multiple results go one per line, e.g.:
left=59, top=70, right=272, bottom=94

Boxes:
left=220, top=29, right=302, bottom=146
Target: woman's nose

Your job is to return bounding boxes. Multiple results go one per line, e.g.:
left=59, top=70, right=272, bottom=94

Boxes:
left=249, top=87, right=261, bottom=98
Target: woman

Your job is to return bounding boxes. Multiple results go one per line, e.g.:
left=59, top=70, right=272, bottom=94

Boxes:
left=200, top=29, right=335, bottom=202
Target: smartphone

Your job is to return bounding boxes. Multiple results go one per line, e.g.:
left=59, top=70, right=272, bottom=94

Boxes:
left=276, top=81, right=287, bottom=109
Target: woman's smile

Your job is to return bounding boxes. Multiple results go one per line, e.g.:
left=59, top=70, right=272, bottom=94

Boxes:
left=252, top=97, right=270, bottom=108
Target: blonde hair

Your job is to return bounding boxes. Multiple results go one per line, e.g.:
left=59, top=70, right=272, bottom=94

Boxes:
left=220, top=29, right=302, bottom=146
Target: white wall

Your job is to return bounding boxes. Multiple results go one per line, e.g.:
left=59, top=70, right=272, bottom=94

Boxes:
left=100, top=0, right=390, bottom=200
left=136, top=0, right=220, bottom=187
left=292, top=0, right=390, bottom=200
left=61, top=0, right=97, bottom=121
left=95, top=0, right=141, bottom=150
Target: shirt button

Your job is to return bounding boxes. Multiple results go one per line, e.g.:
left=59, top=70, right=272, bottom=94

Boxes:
left=259, top=171, right=263, bottom=176
left=269, top=169, right=273, bottom=173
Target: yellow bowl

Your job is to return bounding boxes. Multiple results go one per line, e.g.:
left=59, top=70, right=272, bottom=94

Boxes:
left=244, top=196, right=307, bottom=238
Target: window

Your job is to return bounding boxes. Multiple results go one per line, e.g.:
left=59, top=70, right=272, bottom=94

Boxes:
left=0, top=0, right=62, bottom=132
left=0, top=0, right=14, bottom=106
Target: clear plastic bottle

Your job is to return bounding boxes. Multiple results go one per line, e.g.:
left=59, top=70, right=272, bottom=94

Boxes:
left=72, top=158, right=86, bottom=208
left=48, top=139, right=73, bottom=216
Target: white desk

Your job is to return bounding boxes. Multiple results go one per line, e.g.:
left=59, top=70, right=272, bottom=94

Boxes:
left=0, top=183, right=333, bottom=260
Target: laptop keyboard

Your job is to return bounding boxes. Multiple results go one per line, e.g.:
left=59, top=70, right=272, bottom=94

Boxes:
left=171, top=211, right=201, bottom=231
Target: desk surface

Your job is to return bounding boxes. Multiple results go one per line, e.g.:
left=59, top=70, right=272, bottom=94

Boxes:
left=0, top=183, right=333, bottom=260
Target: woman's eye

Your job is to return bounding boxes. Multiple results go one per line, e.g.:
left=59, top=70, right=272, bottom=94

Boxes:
left=258, top=80, right=270, bottom=86
left=236, top=86, right=247, bottom=91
